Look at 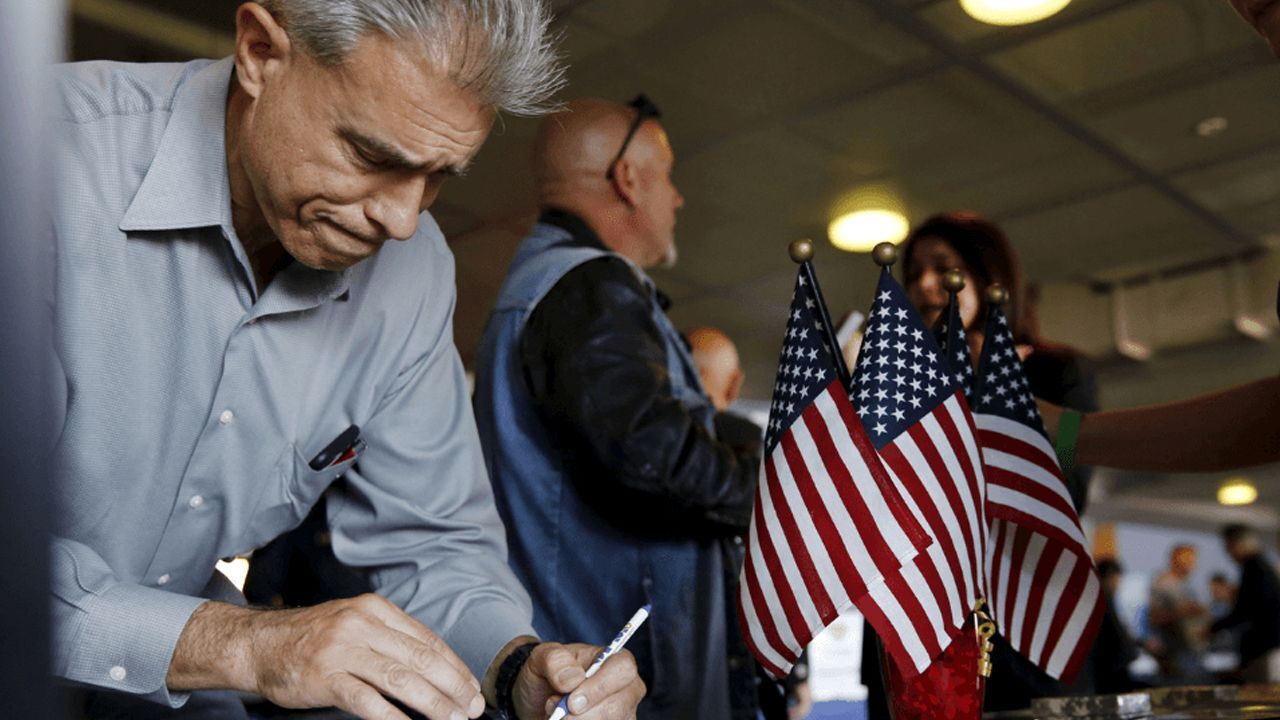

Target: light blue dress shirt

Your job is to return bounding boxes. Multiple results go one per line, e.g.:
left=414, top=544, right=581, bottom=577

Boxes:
left=49, top=57, right=534, bottom=709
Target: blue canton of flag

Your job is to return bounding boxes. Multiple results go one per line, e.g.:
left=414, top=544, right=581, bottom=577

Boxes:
left=764, top=272, right=834, bottom=451
left=934, top=295, right=975, bottom=401
left=850, top=271, right=960, bottom=445
left=971, top=309, right=1040, bottom=427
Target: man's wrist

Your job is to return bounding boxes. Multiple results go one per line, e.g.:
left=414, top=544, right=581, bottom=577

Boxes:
left=166, top=601, right=259, bottom=694
left=483, top=635, right=540, bottom=714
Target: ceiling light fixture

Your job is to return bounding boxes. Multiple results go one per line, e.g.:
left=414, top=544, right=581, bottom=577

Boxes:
left=828, top=209, right=910, bottom=253
left=959, top=0, right=1071, bottom=26
left=1218, top=478, right=1258, bottom=506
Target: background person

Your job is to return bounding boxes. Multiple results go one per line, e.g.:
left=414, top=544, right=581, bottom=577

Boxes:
left=472, top=97, right=761, bottom=720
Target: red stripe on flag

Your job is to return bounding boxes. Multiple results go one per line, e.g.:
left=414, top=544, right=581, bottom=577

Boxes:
left=741, top=519, right=795, bottom=665
left=828, top=386, right=931, bottom=551
left=1057, top=580, right=1104, bottom=683
left=1018, top=542, right=1064, bottom=653
left=750, top=478, right=812, bottom=650
left=1003, top=525, right=1032, bottom=632
left=773, top=436, right=839, bottom=621
left=801, top=400, right=899, bottom=581
left=934, top=398, right=987, bottom=597
left=736, top=591, right=788, bottom=679
left=793, top=411, right=875, bottom=599
left=979, top=427, right=1061, bottom=481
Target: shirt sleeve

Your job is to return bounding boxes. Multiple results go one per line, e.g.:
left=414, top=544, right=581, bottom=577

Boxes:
left=519, top=257, right=758, bottom=533
left=324, top=251, right=535, bottom=682
left=51, top=537, right=207, bottom=707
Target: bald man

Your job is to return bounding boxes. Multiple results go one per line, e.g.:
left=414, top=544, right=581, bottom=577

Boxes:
left=686, top=326, right=745, bottom=412
left=472, top=98, right=764, bottom=720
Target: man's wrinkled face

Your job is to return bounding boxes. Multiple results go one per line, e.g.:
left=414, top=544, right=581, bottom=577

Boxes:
left=1226, top=0, right=1280, bottom=57
left=240, top=34, right=495, bottom=270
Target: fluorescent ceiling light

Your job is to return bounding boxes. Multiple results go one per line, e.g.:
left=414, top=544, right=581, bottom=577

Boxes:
left=828, top=209, right=909, bottom=253
left=1218, top=478, right=1258, bottom=506
left=960, top=0, right=1071, bottom=26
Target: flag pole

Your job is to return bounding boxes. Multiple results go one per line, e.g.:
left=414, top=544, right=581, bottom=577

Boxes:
left=940, top=269, right=966, bottom=359
left=788, top=239, right=853, bottom=390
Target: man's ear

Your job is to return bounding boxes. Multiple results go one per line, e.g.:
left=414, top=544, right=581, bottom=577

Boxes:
left=609, top=157, right=641, bottom=210
left=726, top=368, right=745, bottom=407
left=234, top=2, right=294, bottom=100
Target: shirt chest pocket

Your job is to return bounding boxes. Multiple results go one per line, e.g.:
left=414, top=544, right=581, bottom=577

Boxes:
left=242, top=444, right=360, bottom=551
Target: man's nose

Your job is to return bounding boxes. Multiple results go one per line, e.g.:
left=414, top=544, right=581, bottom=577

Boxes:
left=366, top=177, right=429, bottom=241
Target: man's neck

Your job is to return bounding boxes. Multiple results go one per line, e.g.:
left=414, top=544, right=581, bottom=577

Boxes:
left=542, top=196, right=648, bottom=267
left=225, top=77, right=288, bottom=294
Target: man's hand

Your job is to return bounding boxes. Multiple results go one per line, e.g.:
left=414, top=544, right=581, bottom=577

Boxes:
left=168, top=594, right=485, bottom=720
left=510, top=643, right=644, bottom=719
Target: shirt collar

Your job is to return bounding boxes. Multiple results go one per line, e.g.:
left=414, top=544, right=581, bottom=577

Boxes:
left=120, top=57, right=351, bottom=304
left=119, top=57, right=236, bottom=233
left=538, top=207, right=607, bottom=251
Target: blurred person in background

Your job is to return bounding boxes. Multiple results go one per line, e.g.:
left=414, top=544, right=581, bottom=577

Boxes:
left=1211, top=525, right=1280, bottom=683
left=1094, top=560, right=1140, bottom=694
left=1209, top=573, right=1237, bottom=622
left=1148, top=545, right=1211, bottom=684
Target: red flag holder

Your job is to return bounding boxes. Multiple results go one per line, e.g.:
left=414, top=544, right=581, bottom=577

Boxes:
left=883, top=604, right=995, bottom=720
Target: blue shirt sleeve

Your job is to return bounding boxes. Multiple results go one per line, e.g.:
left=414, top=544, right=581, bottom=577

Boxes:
left=51, top=537, right=207, bottom=707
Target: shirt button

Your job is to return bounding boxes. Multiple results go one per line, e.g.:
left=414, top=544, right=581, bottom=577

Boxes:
left=218, top=410, right=234, bottom=425
left=157, top=574, right=171, bottom=586
left=109, top=665, right=127, bottom=682
left=188, top=495, right=205, bottom=509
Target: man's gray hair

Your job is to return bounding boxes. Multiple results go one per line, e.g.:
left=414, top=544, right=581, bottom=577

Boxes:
left=257, top=0, right=565, bottom=116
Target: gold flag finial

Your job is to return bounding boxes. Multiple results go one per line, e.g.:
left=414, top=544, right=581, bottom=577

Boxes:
left=985, top=284, right=1008, bottom=307
left=871, top=241, right=898, bottom=268
left=943, top=269, right=966, bottom=293
left=789, top=239, right=814, bottom=264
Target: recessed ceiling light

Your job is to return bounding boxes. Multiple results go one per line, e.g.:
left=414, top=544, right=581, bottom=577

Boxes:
left=1195, top=116, right=1229, bottom=138
left=960, top=0, right=1070, bottom=26
left=1218, top=478, right=1258, bottom=506
left=828, top=209, right=910, bottom=253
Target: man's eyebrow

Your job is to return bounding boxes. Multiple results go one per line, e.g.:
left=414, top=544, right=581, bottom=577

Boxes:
left=339, top=126, right=470, bottom=176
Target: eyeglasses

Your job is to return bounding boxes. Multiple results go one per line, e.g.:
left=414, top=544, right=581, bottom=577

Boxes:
left=605, top=93, right=662, bottom=181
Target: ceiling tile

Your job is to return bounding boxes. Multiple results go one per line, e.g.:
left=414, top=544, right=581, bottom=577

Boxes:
left=1000, top=185, right=1239, bottom=282
left=988, top=0, right=1255, bottom=103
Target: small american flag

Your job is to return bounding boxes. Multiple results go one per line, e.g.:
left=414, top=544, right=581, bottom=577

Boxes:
left=739, top=266, right=930, bottom=679
left=849, top=268, right=989, bottom=674
left=972, top=305, right=1102, bottom=682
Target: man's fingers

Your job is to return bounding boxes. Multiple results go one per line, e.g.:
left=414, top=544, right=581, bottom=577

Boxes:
left=561, top=651, right=642, bottom=718
left=382, top=627, right=484, bottom=713
left=354, top=595, right=478, bottom=691
left=348, top=648, right=478, bottom=720
left=330, top=673, right=413, bottom=720
left=532, top=643, right=588, bottom=693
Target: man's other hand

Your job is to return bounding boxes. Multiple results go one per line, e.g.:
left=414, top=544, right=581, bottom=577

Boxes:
left=168, top=594, right=485, bottom=720
left=512, top=642, right=645, bottom=719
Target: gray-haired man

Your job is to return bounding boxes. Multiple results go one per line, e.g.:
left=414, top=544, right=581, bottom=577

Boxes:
left=50, top=2, right=643, bottom=718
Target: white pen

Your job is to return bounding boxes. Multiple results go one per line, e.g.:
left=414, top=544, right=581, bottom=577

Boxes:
left=548, top=604, right=651, bottom=720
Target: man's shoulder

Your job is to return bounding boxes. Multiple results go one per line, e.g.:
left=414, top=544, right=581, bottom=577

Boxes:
left=51, top=59, right=212, bottom=125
